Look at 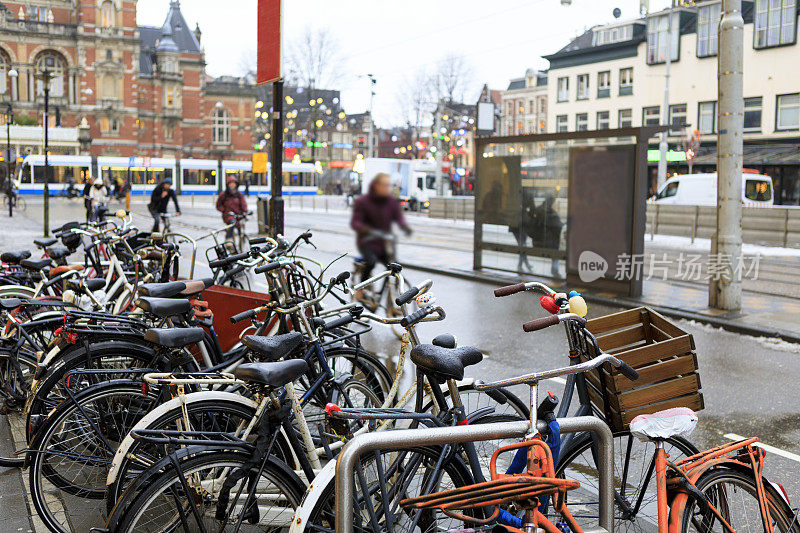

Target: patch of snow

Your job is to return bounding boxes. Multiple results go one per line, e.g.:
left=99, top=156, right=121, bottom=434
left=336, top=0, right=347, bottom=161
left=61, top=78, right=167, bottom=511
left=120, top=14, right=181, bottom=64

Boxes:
left=647, top=234, right=800, bottom=258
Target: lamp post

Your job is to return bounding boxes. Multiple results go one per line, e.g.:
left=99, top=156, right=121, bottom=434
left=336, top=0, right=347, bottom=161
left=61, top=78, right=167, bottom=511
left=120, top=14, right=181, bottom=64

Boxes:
left=214, top=101, right=225, bottom=194
left=35, top=69, right=53, bottom=236
left=5, top=68, right=16, bottom=217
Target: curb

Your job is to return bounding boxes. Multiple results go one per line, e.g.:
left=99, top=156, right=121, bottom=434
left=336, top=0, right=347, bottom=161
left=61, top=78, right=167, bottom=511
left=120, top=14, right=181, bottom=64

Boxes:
left=402, top=262, right=800, bottom=345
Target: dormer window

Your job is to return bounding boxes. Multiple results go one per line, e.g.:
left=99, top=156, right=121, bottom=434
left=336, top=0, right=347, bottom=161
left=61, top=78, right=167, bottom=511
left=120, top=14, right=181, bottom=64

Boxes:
left=593, top=24, right=633, bottom=46
left=647, top=12, right=679, bottom=64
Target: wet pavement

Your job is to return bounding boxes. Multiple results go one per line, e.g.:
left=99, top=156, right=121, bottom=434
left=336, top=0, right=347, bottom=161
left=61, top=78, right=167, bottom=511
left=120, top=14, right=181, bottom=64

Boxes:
left=1, top=197, right=800, bottom=528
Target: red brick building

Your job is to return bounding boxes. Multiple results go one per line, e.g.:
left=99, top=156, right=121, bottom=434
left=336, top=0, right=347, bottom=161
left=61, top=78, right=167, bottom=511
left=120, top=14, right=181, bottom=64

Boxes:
left=0, top=0, right=256, bottom=159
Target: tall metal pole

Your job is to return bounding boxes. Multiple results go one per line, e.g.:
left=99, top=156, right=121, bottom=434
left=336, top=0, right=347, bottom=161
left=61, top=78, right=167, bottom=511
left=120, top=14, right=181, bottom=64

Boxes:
left=710, top=0, right=743, bottom=310
left=434, top=98, right=444, bottom=195
left=43, top=70, right=51, bottom=237
left=657, top=1, right=674, bottom=191
left=367, top=74, right=375, bottom=158
left=269, top=79, right=284, bottom=237
left=6, top=104, right=11, bottom=218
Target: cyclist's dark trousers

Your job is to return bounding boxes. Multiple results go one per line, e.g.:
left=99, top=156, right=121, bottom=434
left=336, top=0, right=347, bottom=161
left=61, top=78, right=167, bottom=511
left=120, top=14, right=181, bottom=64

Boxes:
left=358, top=245, right=389, bottom=282
left=149, top=206, right=163, bottom=232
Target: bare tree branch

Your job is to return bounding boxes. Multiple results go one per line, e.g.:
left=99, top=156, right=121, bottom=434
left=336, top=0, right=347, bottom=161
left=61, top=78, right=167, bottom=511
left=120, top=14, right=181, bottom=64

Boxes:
left=284, top=26, right=345, bottom=89
left=396, top=67, right=432, bottom=136
left=434, top=53, right=473, bottom=102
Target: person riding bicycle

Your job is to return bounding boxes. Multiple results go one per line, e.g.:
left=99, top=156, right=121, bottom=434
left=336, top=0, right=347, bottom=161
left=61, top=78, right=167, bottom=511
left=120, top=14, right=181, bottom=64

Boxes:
left=148, top=178, right=181, bottom=233
left=350, top=172, right=412, bottom=287
left=215, top=175, right=248, bottom=241
left=88, top=177, right=109, bottom=221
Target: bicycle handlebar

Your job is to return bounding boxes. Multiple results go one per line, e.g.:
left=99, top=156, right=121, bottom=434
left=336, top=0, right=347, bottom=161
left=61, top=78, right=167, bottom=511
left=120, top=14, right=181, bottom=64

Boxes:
left=494, top=281, right=557, bottom=298
left=522, top=312, right=585, bottom=332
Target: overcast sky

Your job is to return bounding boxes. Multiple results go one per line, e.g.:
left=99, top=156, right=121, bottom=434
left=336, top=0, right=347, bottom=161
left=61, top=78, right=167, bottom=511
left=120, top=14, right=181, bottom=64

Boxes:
left=137, top=0, right=671, bottom=126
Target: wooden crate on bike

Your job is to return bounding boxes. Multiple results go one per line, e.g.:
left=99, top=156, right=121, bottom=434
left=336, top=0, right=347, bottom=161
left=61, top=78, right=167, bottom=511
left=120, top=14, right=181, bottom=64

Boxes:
left=580, top=307, right=704, bottom=432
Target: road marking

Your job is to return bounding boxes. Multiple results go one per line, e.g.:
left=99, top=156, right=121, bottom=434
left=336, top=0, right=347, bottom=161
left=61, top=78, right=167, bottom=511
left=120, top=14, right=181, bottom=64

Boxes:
left=724, top=433, right=800, bottom=464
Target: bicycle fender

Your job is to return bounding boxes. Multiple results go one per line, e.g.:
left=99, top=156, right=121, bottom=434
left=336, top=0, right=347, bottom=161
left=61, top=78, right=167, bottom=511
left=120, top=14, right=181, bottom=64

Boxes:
left=105, top=391, right=258, bottom=486
left=289, top=459, right=337, bottom=532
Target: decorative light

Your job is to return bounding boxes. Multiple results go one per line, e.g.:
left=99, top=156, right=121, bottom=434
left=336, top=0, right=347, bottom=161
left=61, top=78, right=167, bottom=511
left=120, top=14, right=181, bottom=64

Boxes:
left=285, top=96, right=294, bottom=104
left=338, top=111, right=345, bottom=119
left=325, top=109, right=331, bottom=115
left=292, top=154, right=301, bottom=164
left=283, top=127, right=289, bottom=133
left=442, top=115, right=449, bottom=120
left=309, top=100, right=316, bottom=106
left=316, top=97, right=322, bottom=104
left=260, top=112, right=268, bottom=119
left=254, top=110, right=261, bottom=117
left=297, top=130, right=303, bottom=136
left=265, top=133, right=271, bottom=139
left=315, top=119, right=323, bottom=127
left=255, top=101, right=264, bottom=108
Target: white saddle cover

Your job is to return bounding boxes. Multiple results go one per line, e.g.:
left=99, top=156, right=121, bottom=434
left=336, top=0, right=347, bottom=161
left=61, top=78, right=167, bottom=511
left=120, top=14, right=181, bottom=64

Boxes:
left=629, top=407, right=698, bottom=442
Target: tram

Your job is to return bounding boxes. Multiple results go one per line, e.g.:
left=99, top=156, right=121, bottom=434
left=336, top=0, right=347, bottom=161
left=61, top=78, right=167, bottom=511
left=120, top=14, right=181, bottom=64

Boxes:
left=15, top=154, right=318, bottom=196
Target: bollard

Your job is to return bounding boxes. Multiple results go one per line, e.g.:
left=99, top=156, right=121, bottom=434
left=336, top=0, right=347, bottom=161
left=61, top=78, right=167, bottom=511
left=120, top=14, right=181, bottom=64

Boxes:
left=691, top=206, right=699, bottom=244
left=192, top=193, right=195, bottom=207
left=325, top=197, right=328, bottom=212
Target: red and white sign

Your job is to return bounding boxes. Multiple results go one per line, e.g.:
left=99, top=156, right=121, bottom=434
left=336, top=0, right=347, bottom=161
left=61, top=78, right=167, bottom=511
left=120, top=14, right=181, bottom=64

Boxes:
left=257, top=0, right=282, bottom=85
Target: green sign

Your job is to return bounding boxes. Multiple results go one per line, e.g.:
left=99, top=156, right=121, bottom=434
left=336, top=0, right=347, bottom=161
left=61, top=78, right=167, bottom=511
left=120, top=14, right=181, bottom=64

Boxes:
left=647, top=149, right=687, bottom=162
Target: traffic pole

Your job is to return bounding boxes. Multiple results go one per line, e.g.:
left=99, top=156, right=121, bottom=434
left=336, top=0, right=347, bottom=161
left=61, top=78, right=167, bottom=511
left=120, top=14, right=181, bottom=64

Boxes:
left=656, top=1, right=674, bottom=191
left=710, top=0, right=743, bottom=310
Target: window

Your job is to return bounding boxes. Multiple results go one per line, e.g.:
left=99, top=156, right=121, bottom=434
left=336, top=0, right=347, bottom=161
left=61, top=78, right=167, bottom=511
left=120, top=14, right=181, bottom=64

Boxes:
left=101, top=117, right=120, bottom=134
left=557, top=77, right=569, bottom=102
left=593, top=24, right=634, bottom=45
left=776, top=93, right=800, bottom=130
left=213, top=107, right=231, bottom=144
left=754, top=0, right=796, bottom=48
left=698, top=101, right=716, bottom=133
left=669, top=103, right=687, bottom=134
left=596, top=111, right=610, bottom=130
left=618, top=108, right=633, bottom=128
left=642, top=106, right=660, bottom=127
left=576, top=113, right=588, bottom=131
left=529, top=100, right=535, bottom=113
left=597, top=71, right=611, bottom=98
left=697, top=3, right=721, bottom=56
left=35, top=52, right=66, bottom=98
left=657, top=181, right=679, bottom=199
left=105, top=49, right=113, bottom=61
left=101, top=1, right=114, bottom=28
left=744, top=97, right=762, bottom=131
left=647, top=12, right=679, bottom=63
left=538, top=97, right=546, bottom=114
left=619, top=67, right=633, bottom=96
left=745, top=178, right=773, bottom=201
left=577, top=74, right=589, bottom=100
left=166, top=88, right=174, bottom=107
left=556, top=114, right=568, bottom=132
left=0, top=53, right=10, bottom=95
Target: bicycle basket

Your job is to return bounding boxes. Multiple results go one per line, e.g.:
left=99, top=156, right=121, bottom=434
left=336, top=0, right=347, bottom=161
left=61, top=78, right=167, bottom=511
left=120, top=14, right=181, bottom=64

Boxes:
left=579, top=307, right=704, bottom=432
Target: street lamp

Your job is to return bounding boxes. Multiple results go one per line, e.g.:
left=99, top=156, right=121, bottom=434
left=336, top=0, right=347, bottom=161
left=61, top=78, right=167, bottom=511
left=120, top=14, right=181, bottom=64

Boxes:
left=5, top=68, right=17, bottom=216
left=34, top=68, right=53, bottom=236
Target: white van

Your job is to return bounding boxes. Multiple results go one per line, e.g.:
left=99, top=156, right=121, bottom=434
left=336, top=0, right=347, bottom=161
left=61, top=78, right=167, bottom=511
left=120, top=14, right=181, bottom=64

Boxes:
left=651, top=171, right=774, bottom=207
left=361, top=158, right=437, bottom=210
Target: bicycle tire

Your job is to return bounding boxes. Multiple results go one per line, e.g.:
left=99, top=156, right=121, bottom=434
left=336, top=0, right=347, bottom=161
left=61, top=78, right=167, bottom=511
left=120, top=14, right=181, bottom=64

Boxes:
left=105, top=394, right=280, bottom=514
left=301, top=444, right=476, bottom=533
left=110, top=450, right=305, bottom=532
left=681, top=467, right=799, bottom=533
left=28, top=380, right=162, bottom=533
left=553, top=429, right=699, bottom=533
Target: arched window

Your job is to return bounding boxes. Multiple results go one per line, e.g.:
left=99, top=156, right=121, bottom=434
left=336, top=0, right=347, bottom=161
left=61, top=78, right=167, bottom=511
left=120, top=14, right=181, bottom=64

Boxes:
left=101, top=1, right=114, bottom=28
left=212, top=107, right=230, bottom=144
left=35, top=51, right=67, bottom=98
left=0, top=51, right=11, bottom=96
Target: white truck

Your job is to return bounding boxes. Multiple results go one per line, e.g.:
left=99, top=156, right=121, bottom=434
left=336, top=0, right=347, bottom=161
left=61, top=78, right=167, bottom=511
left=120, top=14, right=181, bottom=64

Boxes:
left=360, top=158, right=439, bottom=211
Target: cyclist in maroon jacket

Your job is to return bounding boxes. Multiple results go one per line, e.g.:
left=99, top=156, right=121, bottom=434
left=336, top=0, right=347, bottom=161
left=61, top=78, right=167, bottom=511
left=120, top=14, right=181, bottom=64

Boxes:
left=216, top=175, right=248, bottom=240
left=350, top=173, right=412, bottom=284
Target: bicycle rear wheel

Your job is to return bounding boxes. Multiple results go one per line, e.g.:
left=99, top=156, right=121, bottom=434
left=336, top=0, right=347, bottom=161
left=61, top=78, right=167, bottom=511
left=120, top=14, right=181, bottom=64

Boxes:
left=553, top=430, right=699, bottom=533
left=111, top=450, right=304, bottom=533
left=681, top=467, right=799, bottom=533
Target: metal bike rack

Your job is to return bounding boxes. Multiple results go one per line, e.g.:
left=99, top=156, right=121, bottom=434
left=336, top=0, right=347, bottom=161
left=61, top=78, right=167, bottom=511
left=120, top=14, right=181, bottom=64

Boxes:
left=334, top=416, right=615, bottom=533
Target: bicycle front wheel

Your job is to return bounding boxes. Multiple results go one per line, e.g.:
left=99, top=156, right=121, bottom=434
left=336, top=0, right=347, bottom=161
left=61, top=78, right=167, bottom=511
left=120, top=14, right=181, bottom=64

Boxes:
left=302, top=445, right=476, bottom=533
left=681, top=467, right=799, bottom=533
left=111, top=450, right=304, bottom=533
left=554, top=430, right=699, bottom=533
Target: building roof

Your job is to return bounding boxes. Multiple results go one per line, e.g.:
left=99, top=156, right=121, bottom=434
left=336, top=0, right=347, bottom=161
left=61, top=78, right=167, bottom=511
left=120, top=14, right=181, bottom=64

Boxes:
left=138, top=1, right=202, bottom=75
left=507, top=78, right=525, bottom=90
